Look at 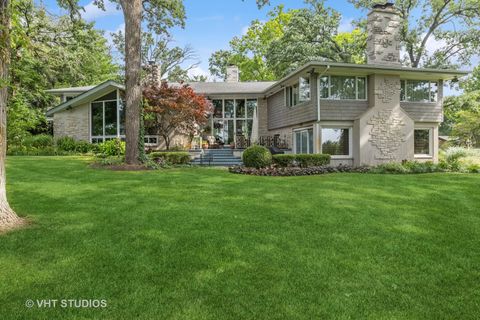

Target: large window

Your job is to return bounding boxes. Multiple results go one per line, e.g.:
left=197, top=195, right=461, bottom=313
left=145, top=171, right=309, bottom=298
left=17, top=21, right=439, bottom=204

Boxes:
left=286, top=76, right=310, bottom=107
left=414, top=129, right=432, bottom=156
left=209, top=99, right=257, bottom=146
left=401, top=80, right=438, bottom=102
left=90, top=90, right=125, bottom=143
left=321, top=128, right=351, bottom=157
left=294, top=128, right=313, bottom=154
left=320, top=76, right=367, bottom=100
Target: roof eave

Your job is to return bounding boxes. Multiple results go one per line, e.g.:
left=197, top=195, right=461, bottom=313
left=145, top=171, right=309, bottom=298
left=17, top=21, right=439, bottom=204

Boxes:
left=46, top=80, right=124, bottom=116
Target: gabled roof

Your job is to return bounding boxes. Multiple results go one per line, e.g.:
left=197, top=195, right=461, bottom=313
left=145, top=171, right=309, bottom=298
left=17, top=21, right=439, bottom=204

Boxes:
left=45, top=85, right=97, bottom=95
left=185, top=81, right=276, bottom=95
left=46, top=80, right=124, bottom=116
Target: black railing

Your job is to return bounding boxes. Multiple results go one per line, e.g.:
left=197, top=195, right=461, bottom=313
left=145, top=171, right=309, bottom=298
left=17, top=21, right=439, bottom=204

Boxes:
left=258, top=135, right=289, bottom=149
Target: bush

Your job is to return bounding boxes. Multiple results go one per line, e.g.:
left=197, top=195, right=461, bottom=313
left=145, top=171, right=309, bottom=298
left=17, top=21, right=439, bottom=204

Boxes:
left=242, top=145, right=272, bottom=168
left=97, top=139, right=125, bottom=157
left=402, top=161, right=441, bottom=173
left=466, top=164, right=480, bottom=173
left=149, top=151, right=190, bottom=165
left=55, top=136, right=77, bottom=152
left=295, top=154, right=331, bottom=167
left=26, top=134, right=54, bottom=148
left=229, top=164, right=370, bottom=176
left=371, top=162, right=408, bottom=174
left=272, top=154, right=296, bottom=167
left=75, top=140, right=94, bottom=154
left=272, top=154, right=331, bottom=168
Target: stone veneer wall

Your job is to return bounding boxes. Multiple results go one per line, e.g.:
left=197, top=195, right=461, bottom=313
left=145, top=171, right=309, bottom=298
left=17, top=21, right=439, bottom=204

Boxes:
left=53, top=103, right=90, bottom=141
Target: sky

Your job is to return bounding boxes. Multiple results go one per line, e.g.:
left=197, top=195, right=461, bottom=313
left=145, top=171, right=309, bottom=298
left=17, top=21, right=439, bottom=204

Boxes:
left=38, top=0, right=364, bottom=79
left=38, top=0, right=475, bottom=95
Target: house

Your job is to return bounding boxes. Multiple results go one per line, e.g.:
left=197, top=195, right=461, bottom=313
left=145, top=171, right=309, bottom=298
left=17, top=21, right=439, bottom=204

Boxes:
left=46, top=3, right=469, bottom=166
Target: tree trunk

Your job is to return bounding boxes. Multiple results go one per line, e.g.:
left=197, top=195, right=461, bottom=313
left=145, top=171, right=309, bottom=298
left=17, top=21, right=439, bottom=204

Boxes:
left=0, top=0, right=22, bottom=230
left=121, top=0, right=142, bottom=165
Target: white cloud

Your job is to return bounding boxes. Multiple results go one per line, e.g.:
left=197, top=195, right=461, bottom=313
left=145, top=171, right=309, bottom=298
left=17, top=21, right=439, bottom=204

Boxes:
left=188, top=66, right=211, bottom=81
left=338, top=18, right=354, bottom=33
left=424, top=35, right=447, bottom=54
left=82, top=0, right=121, bottom=21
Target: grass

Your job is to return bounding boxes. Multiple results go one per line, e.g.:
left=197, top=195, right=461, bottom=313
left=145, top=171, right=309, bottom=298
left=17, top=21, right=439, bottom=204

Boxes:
left=1, top=156, right=480, bottom=319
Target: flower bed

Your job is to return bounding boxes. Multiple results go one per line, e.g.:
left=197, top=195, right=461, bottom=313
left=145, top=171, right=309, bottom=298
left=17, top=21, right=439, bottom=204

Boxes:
left=229, top=164, right=371, bottom=176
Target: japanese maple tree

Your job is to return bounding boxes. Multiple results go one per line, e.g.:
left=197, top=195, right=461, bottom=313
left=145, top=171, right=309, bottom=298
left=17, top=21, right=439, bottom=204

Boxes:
left=143, top=82, right=212, bottom=150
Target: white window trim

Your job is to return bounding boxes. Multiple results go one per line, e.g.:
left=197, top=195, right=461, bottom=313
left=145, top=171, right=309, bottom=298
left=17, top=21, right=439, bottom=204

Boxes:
left=319, top=76, right=367, bottom=101
left=89, top=92, right=125, bottom=143
left=320, top=126, right=353, bottom=159
left=400, top=80, right=438, bottom=103
left=414, top=127, right=433, bottom=158
left=293, top=126, right=313, bottom=154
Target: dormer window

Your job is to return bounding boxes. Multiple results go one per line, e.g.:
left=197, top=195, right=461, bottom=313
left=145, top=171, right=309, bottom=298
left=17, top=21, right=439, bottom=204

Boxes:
left=286, top=76, right=310, bottom=107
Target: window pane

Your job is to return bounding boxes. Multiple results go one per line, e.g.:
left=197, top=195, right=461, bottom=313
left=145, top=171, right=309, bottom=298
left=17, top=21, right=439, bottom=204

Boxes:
left=322, top=128, right=350, bottom=156
left=225, top=120, right=234, bottom=144
left=94, top=91, right=117, bottom=101
left=236, top=120, right=246, bottom=135
left=295, top=132, right=301, bottom=154
left=293, top=84, right=299, bottom=105
left=320, top=76, right=329, bottom=98
left=235, top=100, right=246, bottom=118
left=224, top=100, right=234, bottom=118
left=308, top=129, right=313, bottom=154
left=400, top=80, right=406, bottom=101
left=357, top=77, right=366, bottom=100
left=247, top=120, right=253, bottom=139
left=213, top=100, right=223, bottom=118
left=430, top=82, right=438, bottom=102
left=407, top=80, right=430, bottom=102
left=119, top=100, right=126, bottom=135
left=299, top=77, right=310, bottom=102
left=330, top=76, right=356, bottom=99
left=301, top=131, right=308, bottom=153
left=213, top=120, right=224, bottom=144
left=414, top=129, right=430, bottom=154
left=91, top=102, right=103, bottom=136
left=104, top=101, right=117, bottom=136
left=246, top=99, right=257, bottom=118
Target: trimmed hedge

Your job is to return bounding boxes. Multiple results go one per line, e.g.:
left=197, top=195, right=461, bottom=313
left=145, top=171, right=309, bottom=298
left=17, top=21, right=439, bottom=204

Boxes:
left=242, top=145, right=272, bottom=168
left=272, top=154, right=331, bottom=168
left=149, top=152, right=191, bottom=165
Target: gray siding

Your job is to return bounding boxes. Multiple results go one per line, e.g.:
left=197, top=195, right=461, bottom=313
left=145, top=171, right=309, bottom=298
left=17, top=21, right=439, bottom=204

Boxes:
left=319, top=100, right=369, bottom=120
left=267, top=74, right=317, bottom=130
left=400, top=102, right=442, bottom=122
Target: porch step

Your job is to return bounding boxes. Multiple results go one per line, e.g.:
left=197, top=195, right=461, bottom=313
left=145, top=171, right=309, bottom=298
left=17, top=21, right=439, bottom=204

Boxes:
left=191, top=149, right=243, bottom=166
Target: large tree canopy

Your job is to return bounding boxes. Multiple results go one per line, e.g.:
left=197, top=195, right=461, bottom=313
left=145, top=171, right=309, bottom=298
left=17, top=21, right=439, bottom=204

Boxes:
left=209, top=0, right=366, bottom=81
left=349, top=0, right=480, bottom=69
left=112, top=31, right=204, bottom=82
left=8, top=0, right=119, bottom=145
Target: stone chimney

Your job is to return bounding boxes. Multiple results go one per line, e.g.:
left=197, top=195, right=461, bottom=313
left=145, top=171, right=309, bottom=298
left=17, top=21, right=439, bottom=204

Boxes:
left=367, top=2, right=402, bottom=65
left=144, top=61, right=162, bottom=86
left=225, top=65, right=239, bottom=82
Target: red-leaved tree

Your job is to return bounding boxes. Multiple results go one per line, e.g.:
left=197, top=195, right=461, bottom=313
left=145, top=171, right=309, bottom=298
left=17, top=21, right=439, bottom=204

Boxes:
left=143, top=82, right=212, bottom=150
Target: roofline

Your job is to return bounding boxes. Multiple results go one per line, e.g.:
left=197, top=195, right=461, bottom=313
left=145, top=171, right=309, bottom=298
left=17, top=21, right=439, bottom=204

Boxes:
left=263, top=61, right=471, bottom=95
left=46, top=80, right=124, bottom=116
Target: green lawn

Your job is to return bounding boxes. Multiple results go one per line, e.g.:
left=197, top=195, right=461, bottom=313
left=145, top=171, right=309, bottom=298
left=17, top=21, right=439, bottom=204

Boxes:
left=2, top=156, right=480, bottom=319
